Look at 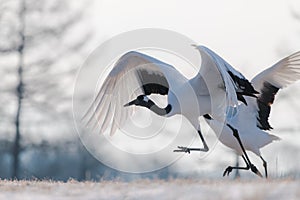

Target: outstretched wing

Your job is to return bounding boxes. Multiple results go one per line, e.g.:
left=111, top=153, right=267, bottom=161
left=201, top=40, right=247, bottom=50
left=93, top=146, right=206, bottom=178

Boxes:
left=251, top=51, right=300, bottom=130
left=83, top=51, right=184, bottom=136
left=191, top=45, right=257, bottom=120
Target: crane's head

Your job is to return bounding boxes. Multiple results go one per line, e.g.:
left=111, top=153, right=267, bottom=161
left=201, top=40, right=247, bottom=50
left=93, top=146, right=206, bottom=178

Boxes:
left=124, top=95, right=155, bottom=109
left=124, top=95, right=172, bottom=116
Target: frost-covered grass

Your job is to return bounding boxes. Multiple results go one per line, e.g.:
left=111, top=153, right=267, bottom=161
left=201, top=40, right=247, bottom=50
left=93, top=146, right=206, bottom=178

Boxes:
left=0, top=179, right=299, bottom=200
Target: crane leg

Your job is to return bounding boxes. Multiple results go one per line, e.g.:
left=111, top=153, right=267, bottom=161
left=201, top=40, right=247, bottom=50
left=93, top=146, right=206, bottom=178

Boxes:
left=227, top=124, right=262, bottom=178
left=260, top=156, right=268, bottom=178
left=173, top=130, right=209, bottom=153
left=223, top=155, right=250, bottom=176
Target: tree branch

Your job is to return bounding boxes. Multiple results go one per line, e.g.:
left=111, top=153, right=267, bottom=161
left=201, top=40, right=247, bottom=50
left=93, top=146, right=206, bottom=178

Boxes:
left=0, top=46, right=18, bottom=53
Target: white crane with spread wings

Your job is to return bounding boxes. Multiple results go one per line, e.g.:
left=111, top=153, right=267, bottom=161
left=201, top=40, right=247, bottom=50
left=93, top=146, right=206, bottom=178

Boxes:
left=83, top=45, right=260, bottom=176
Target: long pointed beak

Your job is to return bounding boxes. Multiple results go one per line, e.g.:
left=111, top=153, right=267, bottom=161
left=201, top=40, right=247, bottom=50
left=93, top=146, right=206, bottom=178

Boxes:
left=191, top=44, right=198, bottom=48
left=123, top=103, right=130, bottom=107
left=124, top=99, right=136, bottom=107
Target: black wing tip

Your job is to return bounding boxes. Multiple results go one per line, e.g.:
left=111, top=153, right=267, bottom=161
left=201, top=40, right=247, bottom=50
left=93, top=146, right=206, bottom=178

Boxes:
left=253, top=90, right=260, bottom=94
left=237, top=93, right=248, bottom=105
left=256, top=81, right=280, bottom=131
left=257, top=121, right=274, bottom=131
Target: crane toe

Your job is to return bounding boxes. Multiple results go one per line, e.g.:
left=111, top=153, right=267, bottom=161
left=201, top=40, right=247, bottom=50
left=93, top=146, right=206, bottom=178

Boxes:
left=173, top=146, right=191, bottom=154
left=223, top=166, right=233, bottom=176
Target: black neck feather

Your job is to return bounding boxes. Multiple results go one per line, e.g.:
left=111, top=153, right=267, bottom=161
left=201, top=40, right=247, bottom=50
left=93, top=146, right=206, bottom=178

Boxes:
left=149, top=103, right=172, bottom=116
left=140, top=100, right=172, bottom=116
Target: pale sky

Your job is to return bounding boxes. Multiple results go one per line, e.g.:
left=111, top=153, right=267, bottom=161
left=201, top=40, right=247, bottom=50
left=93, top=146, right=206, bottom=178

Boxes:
left=89, top=0, right=300, bottom=78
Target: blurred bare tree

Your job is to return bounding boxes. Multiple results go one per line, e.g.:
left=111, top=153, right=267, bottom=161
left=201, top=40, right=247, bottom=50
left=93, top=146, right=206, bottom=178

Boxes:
left=0, top=0, right=91, bottom=179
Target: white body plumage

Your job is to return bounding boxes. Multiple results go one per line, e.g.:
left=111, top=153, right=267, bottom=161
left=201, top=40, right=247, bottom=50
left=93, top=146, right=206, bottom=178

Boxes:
left=206, top=50, right=300, bottom=157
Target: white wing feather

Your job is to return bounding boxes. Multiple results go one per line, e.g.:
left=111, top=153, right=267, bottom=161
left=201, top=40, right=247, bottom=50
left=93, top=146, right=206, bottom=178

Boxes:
left=193, top=45, right=247, bottom=108
left=251, top=51, right=300, bottom=90
left=83, top=51, right=181, bottom=136
left=241, top=51, right=300, bottom=130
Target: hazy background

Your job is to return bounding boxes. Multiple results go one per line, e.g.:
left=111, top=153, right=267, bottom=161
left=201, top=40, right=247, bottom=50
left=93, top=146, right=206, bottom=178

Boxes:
left=0, top=0, right=300, bottom=181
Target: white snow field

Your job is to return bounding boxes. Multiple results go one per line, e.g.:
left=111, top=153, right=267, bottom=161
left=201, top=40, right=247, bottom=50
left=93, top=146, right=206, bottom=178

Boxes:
left=0, top=179, right=299, bottom=200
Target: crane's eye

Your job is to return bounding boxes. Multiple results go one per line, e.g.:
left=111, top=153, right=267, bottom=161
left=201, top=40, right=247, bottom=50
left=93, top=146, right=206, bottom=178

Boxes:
left=137, top=95, right=145, bottom=100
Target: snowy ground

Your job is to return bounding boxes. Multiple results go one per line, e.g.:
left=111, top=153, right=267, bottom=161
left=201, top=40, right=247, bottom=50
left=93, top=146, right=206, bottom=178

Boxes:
left=0, top=179, right=299, bottom=200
